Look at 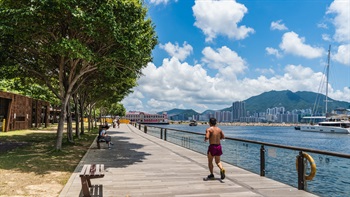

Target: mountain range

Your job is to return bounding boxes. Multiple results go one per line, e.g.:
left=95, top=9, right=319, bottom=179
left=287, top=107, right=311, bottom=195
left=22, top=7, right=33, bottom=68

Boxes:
left=160, top=90, right=350, bottom=119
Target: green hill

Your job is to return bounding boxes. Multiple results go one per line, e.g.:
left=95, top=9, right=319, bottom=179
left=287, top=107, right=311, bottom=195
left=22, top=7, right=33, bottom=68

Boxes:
left=244, top=90, right=309, bottom=113
left=159, top=108, right=199, bottom=120
left=160, top=90, right=350, bottom=118
left=244, top=90, right=350, bottom=113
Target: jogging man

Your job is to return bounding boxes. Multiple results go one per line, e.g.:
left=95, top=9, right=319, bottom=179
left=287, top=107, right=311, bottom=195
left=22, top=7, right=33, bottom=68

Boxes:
left=205, top=117, right=225, bottom=180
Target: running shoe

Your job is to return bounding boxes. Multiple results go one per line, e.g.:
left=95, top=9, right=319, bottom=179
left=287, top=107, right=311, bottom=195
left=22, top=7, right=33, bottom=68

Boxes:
left=220, top=168, right=225, bottom=180
left=207, top=174, right=215, bottom=180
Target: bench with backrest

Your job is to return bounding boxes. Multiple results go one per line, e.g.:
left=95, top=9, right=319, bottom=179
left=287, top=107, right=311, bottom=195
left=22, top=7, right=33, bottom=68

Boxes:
left=96, top=136, right=105, bottom=149
left=96, top=125, right=110, bottom=149
left=79, top=164, right=105, bottom=197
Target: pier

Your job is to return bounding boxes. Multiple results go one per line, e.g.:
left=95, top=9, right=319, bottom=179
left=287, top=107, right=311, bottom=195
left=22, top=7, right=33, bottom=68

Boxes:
left=60, top=124, right=318, bottom=197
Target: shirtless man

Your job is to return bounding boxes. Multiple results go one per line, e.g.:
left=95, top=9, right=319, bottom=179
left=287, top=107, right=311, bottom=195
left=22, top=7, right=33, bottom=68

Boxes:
left=205, top=117, right=225, bottom=180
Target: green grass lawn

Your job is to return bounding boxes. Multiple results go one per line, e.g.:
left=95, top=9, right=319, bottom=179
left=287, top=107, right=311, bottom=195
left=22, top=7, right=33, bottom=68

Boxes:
left=0, top=125, right=98, bottom=196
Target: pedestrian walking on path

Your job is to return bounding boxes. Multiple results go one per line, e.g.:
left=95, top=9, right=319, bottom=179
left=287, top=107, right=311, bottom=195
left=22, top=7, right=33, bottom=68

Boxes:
left=205, top=117, right=225, bottom=180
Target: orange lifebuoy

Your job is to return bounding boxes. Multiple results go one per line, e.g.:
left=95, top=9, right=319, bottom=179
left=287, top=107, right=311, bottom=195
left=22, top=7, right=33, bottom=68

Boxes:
left=296, top=152, right=316, bottom=181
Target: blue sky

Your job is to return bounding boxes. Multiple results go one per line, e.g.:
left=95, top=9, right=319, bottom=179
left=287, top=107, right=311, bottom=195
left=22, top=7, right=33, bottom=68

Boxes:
left=122, top=0, right=350, bottom=114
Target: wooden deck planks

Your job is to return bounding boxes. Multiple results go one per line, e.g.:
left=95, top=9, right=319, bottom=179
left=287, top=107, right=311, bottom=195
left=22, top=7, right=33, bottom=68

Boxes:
left=60, top=124, right=319, bottom=197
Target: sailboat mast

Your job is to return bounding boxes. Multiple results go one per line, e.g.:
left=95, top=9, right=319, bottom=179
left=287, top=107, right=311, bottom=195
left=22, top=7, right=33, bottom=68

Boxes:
left=325, top=45, right=331, bottom=115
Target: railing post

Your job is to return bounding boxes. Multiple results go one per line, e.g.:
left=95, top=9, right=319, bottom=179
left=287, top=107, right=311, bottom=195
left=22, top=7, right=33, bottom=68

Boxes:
left=160, top=128, right=163, bottom=139
left=164, top=129, right=167, bottom=141
left=298, top=151, right=305, bottom=190
left=260, top=145, right=265, bottom=176
left=144, top=125, right=147, bottom=133
left=139, top=124, right=141, bottom=130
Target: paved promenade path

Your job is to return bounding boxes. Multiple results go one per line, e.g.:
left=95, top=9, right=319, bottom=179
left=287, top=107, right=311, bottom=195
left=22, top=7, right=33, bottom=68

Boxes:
left=60, top=124, right=318, bottom=197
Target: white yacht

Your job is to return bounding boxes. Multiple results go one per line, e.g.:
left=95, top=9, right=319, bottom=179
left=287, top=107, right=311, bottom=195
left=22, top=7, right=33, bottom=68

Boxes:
left=299, top=45, right=350, bottom=134
left=300, top=114, right=350, bottom=134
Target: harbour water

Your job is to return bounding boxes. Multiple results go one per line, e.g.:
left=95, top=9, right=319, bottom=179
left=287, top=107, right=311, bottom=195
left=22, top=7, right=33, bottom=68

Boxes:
left=159, top=124, right=350, bottom=154
left=146, top=124, right=350, bottom=197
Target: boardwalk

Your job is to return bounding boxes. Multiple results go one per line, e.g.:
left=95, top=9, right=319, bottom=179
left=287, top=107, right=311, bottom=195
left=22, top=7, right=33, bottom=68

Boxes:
left=60, top=124, right=318, bottom=197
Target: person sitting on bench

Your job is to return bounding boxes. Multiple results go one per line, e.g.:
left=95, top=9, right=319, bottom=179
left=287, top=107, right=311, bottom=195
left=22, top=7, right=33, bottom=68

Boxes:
left=98, top=125, right=113, bottom=149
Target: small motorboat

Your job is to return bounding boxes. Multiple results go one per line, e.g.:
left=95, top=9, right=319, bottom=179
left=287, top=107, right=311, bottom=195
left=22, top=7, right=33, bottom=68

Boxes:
left=189, top=120, right=197, bottom=126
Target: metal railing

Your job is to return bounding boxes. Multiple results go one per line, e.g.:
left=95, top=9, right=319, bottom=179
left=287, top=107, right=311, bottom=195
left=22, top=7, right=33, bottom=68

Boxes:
left=134, top=123, right=350, bottom=197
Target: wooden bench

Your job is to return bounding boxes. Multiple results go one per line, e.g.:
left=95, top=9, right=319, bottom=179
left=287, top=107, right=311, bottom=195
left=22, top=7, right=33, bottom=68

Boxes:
left=80, top=164, right=105, bottom=197
left=96, top=137, right=105, bottom=149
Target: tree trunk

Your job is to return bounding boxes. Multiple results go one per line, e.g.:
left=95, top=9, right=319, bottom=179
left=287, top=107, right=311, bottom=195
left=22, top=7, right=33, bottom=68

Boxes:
left=87, top=104, right=93, bottom=131
left=55, top=103, right=66, bottom=150
left=87, top=104, right=91, bottom=131
left=94, top=107, right=97, bottom=128
left=79, top=97, right=85, bottom=135
left=66, top=102, right=73, bottom=142
left=73, top=95, right=80, bottom=137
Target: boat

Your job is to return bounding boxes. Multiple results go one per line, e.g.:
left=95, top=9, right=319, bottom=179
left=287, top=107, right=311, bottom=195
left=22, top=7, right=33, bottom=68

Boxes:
left=189, top=120, right=197, bottom=126
left=300, top=110, right=350, bottom=134
left=299, top=45, right=350, bottom=134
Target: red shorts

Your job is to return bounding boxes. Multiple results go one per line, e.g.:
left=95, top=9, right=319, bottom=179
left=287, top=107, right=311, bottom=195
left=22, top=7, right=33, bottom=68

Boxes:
left=207, top=144, right=222, bottom=156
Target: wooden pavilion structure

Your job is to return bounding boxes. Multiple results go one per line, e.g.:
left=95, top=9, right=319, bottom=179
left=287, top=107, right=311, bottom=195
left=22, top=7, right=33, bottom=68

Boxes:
left=0, top=91, right=50, bottom=132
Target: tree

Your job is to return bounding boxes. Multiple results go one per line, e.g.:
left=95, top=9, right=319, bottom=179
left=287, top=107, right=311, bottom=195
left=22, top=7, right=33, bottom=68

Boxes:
left=75, top=70, right=137, bottom=133
left=0, top=0, right=157, bottom=150
left=110, top=103, right=126, bottom=117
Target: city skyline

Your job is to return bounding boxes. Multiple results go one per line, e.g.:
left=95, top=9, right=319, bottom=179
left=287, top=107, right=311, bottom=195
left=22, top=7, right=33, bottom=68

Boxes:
left=168, top=102, right=306, bottom=123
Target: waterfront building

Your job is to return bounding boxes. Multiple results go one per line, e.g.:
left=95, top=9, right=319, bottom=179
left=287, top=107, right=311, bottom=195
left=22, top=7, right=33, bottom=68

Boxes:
left=276, top=113, right=299, bottom=123
left=215, top=111, right=221, bottom=122
left=232, top=101, right=246, bottom=122
left=240, top=116, right=261, bottom=123
left=222, top=111, right=232, bottom=122
left=198, top=114, right=207, bottom=121
left=124, top=111, right=168, bottom=124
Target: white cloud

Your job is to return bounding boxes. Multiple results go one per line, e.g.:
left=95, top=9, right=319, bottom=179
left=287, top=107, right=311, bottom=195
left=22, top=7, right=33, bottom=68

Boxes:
left=333, top=44, right=350, bottom=65
left=201, top=46, right=247, bottom=79
left=322, top=34, right=332, bottom=42
left=332, top=87, right=350, bottom=102
left=121, top=93, right=144, bottom=111
left=317, top=23, right=328, bottom=29
left=266, top=47, right=282, bottom=58
left=270, top=20, right=288, bottom=31
left=192, top=0, right=254, bottom=42
left=279, top=31, right=325, bottom=59
left=159, top=42, right=193, bottom=61
left=148, top=0, right=177, bottom=5
left=327, top=0, right=350, bottom=42
left=255, top=68, right=275, bottom=75
left=122, top=53, right=350, bottom=113
left=147, top=99, right=177, bottom=111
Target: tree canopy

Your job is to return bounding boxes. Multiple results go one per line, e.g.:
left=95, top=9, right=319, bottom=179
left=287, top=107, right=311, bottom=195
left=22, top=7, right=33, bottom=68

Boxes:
left=0, top=0, right=158, bottom=150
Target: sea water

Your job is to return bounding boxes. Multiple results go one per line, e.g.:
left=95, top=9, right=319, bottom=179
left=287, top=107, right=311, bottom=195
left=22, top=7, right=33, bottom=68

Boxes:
left=149, top=124, right=350, bottom=197
left=158, top=124, right=350, bottom=154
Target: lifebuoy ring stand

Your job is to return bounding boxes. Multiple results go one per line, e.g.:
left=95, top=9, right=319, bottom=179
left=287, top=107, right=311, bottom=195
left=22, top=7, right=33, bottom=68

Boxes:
left=296, top=151, right=317, bottom=189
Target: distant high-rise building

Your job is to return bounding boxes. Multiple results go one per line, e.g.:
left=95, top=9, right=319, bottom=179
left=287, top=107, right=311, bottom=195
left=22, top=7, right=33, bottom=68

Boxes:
left=222, top=111, right=231, bottom=122
left=215, top=111, right=221, bottom=122
left=232, top=101, right=246, bottom=122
